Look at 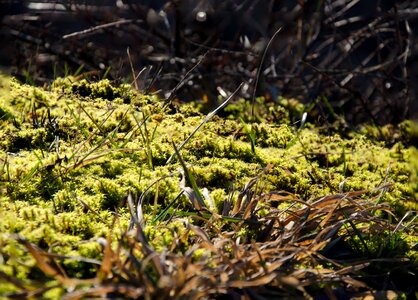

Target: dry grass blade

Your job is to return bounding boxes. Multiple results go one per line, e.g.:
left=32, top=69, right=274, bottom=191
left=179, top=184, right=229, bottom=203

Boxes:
left=186, top=221, right=211, bottom=243
left=336, top=263, right=370, bottom=275
left=166, top=51, right=210, bottom=102
left=0, top=269, right=27, bottom=290
left=126, top=191, right=144, bottom=228
left=98, top=233, right=113, bottom=281
left=6, top=285, right=63, bottom=299
left=319, top=199, right=341, bottom=228
left=62, top=285, right=144, bottom=300
left=75, top=194, right=105, bottom=223
left=228, top=272, right=277, bottom=288
left=127, top=47, right=139, bottom=91
left=166, top=83, right=243, bottom=164
left=177, top=276, right=206, bottom=298
left=261, top=191, right=300, bottom=202
left=251, top=27, right=282, bottom=118
left=174, top=144, right=206, bottom=211
left=232, top=164, right=272, bottom=216
left=17, top=237, right=67, bottom=283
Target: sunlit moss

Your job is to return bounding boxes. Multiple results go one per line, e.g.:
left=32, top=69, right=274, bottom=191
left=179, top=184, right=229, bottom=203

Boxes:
left=0, top=74, right=417, bottom=291
left=399, top=120, right=418, bottom=145
left=143, top=219, right=190, bottom=252
left=42, top=285, right=65, bottom=300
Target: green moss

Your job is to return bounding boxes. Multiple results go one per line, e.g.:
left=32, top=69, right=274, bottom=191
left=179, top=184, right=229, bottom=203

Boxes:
left=43, top=286, right=65, bottom=300
left=0, top=105, right=14, bottom=122
left=399, top=120, right=418, bottom=146
left=0, top=74, right=417, bottom=292
left=68, top=79, right=131, bottom=102
left=361, top=120, right=418, bottom=147
left=349, top=230, right=408, bottom=258
left=222, top=96, right=304, bottom=124
left=143, top=219, right=190, bottom=252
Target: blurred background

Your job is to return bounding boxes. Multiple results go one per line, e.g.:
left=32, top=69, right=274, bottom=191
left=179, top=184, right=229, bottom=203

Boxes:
left=1, top=0, right=418, bottom=125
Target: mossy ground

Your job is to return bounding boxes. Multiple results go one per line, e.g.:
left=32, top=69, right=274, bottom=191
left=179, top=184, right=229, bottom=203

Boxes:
left=0, top=75, right=417, bottom=298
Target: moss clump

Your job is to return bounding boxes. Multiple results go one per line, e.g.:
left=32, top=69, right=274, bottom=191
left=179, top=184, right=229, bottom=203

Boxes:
left=0, top=105, right=14, bottom=121
left=360, top=119, right=418, bottom=148
left=399, top=120, right=418, bottom=146
left=0, top=74, right=417, bottom=295
left=222, top=96, right=304, bottom=124
left=53, top=78, right=135, bottom=103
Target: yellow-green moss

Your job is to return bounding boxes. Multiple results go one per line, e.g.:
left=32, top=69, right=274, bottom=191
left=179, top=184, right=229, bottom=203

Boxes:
left=0, top=74, right=417, bottom=290
left=143, top=219, right=190, bottom=252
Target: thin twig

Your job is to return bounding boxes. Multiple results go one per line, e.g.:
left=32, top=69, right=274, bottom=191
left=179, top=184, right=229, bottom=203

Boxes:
left=63, top=19, right=135, bottom=39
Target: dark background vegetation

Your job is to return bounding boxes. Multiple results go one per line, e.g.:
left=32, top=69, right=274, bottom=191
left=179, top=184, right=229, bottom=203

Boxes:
left=1, top=0, right=418, bottom=125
